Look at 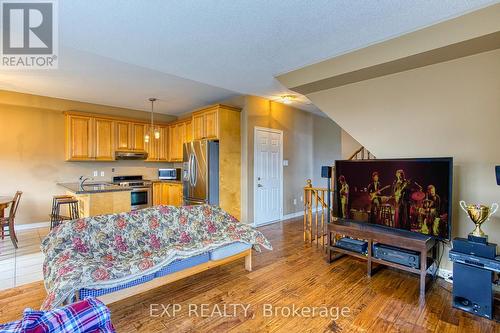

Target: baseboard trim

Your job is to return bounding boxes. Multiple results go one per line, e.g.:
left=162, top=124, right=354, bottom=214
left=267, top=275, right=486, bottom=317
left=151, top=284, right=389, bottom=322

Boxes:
left=252, top=208, right=322, bottom=227
left=282, top=210, right=305, bottom=220
left=282, top=207, right=322, bottom=221
left=16, top=222, right=50, bottom=231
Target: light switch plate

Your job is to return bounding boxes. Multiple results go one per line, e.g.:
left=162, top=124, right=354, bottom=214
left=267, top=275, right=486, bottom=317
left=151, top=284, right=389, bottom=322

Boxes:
left=283, top=160, right=289, bottom=166
left=100, top=171, right=105, bottom=177
left=93, top=170, right=98, bottom=177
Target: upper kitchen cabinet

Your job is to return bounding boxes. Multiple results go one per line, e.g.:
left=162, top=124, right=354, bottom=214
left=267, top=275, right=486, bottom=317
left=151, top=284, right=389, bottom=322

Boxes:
left=186, top=120, right=193, bottom=142
left=65, top=114, right=93, bottom=160
left=94, top=118, right=115, bottom=160
left=168, top=119, right=190, bottom=162
left=191, top=105, right=240, bottom=141
left=115, top=121, right=132, bottom=150
left=192, top=108, right=218, bottom=140
left=65, top=114, right=115, bottom=161
left=64, top=111, right=171, bottom=162
left=131, top=123, right=147, bottom=151
left=146, top=125, right=169, bottom=162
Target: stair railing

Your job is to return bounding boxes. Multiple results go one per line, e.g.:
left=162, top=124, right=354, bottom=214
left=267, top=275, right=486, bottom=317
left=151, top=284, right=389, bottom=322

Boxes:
left=303, top=179, right=332, bottom=250
left=303, top=146, right=375, bottom=250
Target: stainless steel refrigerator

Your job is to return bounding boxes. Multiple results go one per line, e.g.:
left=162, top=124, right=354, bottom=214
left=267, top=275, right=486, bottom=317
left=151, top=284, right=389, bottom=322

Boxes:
left=183, top=140, right=219, bottom=206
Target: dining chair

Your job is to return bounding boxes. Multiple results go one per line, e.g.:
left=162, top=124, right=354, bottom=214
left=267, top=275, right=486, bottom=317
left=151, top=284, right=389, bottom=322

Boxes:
left=0, top=191, right=22, bottom=248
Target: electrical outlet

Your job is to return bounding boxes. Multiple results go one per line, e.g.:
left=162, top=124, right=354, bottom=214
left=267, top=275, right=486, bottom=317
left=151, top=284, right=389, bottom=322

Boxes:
left=300, top=196, right=303, bottom=202
left=93, top=170, right=98, bottom=177
left=100, top=171, right=105, bottom=177
left=293, top=198, right=297, bottom=205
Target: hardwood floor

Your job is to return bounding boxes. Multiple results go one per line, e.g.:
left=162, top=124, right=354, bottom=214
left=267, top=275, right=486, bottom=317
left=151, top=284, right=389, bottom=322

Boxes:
left=0, top=218, right=498, bottom=332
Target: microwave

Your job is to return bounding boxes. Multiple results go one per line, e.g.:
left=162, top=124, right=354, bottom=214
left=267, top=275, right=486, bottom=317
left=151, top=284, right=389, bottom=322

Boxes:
left=158, top=168, right=181, bottom=180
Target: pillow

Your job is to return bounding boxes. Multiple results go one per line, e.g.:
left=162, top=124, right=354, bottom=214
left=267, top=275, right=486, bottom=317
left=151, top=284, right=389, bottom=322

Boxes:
left=0, top=298, right=115, bottom=333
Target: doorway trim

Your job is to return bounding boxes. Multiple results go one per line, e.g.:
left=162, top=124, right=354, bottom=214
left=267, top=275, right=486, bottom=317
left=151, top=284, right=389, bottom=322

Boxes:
left=253, top=126, right=284, bottom=227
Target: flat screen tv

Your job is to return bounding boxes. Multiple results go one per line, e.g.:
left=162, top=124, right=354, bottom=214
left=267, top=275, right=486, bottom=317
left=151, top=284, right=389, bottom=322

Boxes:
left=335, top=157, right=452, bottom=240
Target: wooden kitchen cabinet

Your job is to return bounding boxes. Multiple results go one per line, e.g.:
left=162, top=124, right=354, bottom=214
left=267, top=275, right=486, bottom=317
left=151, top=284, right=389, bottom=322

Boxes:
left=152, top=182, right=163, bottom=206
left=185, top=120, right=193, bottom=142
left=115, top=121, right=132, bottom=150
left=167, top=183, right=183, bottom=206
left=158, top=126, right=169, bottom=161
left=168, top=124, right=179, bottom=161
left=66, top=115, right=93, bottom=160
left=146, top=126, right=169, bottom=162
left=66, top=115, right=115, bottom=161
left=192, top=108, right=219, bottom=140
left=152, top=182, right=183, bottom=206
left=65, top=111, right=175, bottom=162
left=204, top=109, right=218, bottom=139
left=94, top=118, right=115, bottom=160
left=168, top=120, right=190, bottom=162
left=192, top=113, right=204, bottom=140
left=132, top=123, right=147, bottom=151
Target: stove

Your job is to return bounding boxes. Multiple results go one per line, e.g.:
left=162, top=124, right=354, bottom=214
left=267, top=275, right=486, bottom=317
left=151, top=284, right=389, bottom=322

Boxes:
left=112, top=175, right=152, bottom=187
left=112, top=175, right=152, bottom=210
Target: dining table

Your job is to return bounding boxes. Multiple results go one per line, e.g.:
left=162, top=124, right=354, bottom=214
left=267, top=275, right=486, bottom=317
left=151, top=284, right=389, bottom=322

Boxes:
left=0, top=196, right=13, bottom=218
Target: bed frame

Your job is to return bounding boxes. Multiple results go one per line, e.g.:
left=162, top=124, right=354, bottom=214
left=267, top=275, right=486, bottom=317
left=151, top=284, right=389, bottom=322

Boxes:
left=75, top=249, right=252, bottom=305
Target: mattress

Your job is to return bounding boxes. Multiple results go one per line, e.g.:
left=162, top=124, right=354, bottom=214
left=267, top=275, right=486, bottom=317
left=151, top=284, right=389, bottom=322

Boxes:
left=78, top=243, right=252, bottom=299
left=209, top=242, right=252, bottom=261
left=78, top=253, right=210, bottom=298
left=154, top=252, right=210, bottom=278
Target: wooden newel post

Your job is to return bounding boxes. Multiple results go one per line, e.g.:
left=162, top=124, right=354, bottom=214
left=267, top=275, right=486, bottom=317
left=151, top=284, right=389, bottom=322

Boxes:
left=304, top=179, right=313, bottom=243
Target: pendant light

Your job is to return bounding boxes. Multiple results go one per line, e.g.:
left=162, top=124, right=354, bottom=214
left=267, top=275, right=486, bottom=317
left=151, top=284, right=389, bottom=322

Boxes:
left=145, top=97, right=159, bottom=142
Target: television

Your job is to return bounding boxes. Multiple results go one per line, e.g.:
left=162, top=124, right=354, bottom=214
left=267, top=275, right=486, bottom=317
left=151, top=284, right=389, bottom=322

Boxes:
left=335, top=157, right=452, bottom=240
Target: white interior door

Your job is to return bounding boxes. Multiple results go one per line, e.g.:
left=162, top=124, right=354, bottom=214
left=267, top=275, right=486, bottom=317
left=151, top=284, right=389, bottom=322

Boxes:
left=254, top=127, right=283, bottom=226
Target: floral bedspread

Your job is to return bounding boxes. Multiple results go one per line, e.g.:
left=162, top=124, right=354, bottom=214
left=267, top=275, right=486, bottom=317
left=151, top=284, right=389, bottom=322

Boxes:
left=41, top=205, right=272, bottom=310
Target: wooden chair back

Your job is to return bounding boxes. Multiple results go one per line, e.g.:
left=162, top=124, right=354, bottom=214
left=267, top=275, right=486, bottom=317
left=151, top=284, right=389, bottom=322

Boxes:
left=8, top=191, right=22, bottom=221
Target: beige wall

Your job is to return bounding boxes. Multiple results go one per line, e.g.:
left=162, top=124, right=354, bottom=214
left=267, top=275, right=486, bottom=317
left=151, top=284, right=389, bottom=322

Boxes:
left=239, top=95, right=342, bottom=224
left=307, top=49, right=500, bottom=269
left=0, top=91, right=176, bottom=225
left=341, top=130, right=362, bottom=160
left=312, top=116, right=342, bottom=186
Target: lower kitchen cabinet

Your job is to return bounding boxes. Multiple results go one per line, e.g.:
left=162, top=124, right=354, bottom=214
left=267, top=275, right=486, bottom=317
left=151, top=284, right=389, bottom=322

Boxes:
left=152, top=182, right=183, bottom=207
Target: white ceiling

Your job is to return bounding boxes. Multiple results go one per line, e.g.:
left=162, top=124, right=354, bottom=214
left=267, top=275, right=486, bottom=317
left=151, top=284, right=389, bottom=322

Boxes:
left=1, top=0, right=498, bottom=115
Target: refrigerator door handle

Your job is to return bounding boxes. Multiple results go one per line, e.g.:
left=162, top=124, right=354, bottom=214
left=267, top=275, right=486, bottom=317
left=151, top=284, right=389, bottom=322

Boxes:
left=189, top=153, right=194, bottom=186
left=192, top=153, right=198, bottom=186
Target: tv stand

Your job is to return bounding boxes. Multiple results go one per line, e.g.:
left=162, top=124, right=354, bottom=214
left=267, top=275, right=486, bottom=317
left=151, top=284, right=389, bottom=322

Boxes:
left=327, top=220, right=437, bottom=298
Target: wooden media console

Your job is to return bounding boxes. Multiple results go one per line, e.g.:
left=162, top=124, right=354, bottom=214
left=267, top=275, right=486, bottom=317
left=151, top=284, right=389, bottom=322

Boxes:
left=327, top=220, right=437, bottom=298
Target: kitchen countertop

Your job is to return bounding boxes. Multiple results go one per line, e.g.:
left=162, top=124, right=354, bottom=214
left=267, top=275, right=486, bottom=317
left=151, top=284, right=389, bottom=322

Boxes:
left=58, top=182, right=133, bottom=194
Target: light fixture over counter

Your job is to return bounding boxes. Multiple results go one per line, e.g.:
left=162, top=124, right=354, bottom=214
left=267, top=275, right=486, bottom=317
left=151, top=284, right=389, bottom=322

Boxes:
left=145, top=97, right=159, bottom=143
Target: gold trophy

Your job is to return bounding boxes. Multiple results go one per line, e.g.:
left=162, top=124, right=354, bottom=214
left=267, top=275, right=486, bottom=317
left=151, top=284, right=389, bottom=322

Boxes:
left=459, top=201, right=498, bottom=242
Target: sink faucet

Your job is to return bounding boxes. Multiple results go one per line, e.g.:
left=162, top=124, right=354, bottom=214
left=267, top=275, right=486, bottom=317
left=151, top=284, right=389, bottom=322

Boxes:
left=79, top=176, right=90, bottom=187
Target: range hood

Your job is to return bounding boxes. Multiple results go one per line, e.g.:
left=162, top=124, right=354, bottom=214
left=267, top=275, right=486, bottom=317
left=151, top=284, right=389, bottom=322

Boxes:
left=115, top=150, right=148, bottom=160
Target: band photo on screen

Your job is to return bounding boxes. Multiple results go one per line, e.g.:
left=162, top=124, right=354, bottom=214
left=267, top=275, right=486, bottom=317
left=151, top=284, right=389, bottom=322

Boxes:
left=335, top=158, right=452, bottom=239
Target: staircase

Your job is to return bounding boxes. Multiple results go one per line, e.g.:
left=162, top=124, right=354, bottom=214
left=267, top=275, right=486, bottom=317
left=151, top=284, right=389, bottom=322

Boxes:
left=303, top=146, right=375, bottom=250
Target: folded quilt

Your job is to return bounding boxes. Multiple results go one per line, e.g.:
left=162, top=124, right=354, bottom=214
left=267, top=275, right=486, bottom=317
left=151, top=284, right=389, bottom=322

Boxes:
left=0, top=297, right=115, bottom=333
left=41, top=205, right=272, bottom=310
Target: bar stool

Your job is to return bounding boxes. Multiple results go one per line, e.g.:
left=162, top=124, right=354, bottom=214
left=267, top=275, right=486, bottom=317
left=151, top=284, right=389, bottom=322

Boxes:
left=50, top=195, right=80, bottom=229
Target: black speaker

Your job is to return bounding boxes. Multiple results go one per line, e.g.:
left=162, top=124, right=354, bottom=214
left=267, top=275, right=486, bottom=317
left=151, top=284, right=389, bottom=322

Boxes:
left=496, top=165, right=500, bottom=185
left=453, top=262, right=493, bottom=319
left=321, top=166, right=332, bottom=178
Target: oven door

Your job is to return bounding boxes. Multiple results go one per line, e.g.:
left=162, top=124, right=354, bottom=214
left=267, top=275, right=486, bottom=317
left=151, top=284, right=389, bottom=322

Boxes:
left=130, top=187, right=151, bottom=210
